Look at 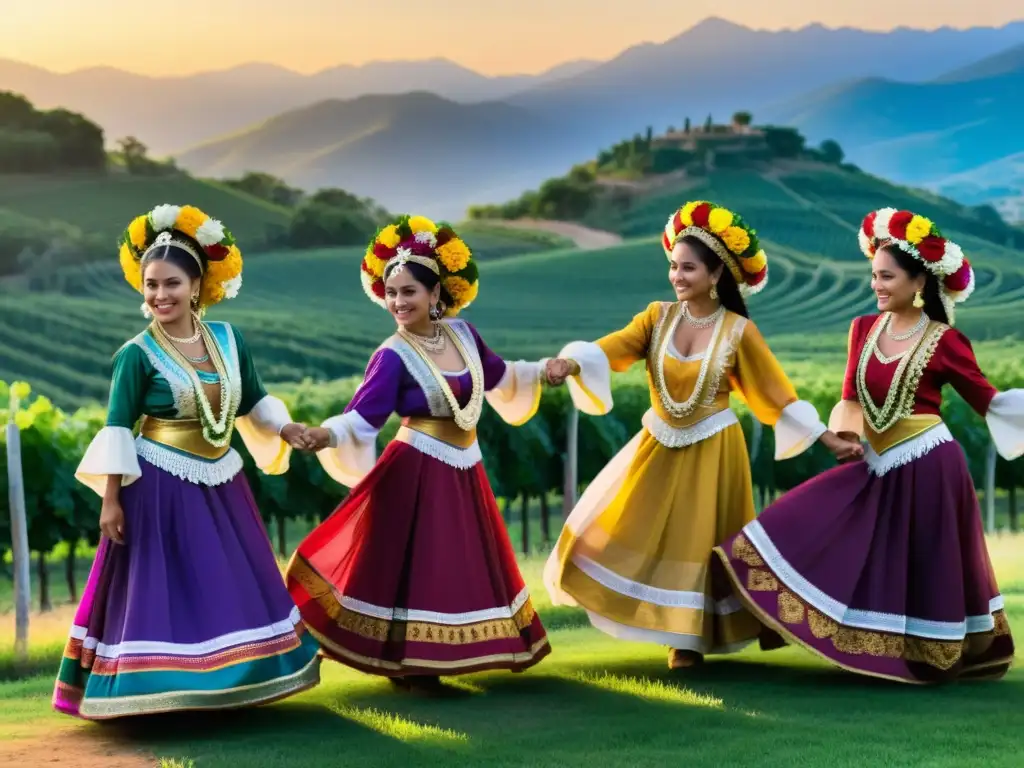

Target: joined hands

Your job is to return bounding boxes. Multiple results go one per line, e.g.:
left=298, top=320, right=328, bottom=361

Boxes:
left=280, top=423, right=332, bottom=452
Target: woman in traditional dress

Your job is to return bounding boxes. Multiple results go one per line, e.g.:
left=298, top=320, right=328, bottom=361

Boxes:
left=286, top=215, right=588, bottom=690
left=714, top=207, right=1022, bottom=683
left=542, top=200, right=862, bottom=670
left=53, top=205, right=321, bottom=719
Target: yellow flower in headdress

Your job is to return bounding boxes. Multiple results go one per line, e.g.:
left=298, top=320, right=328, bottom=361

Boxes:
left=708, top=208, right=734, bottom=234
left=679, top=201, right=702, bottom=228
left=408, top=215, right=438, bottom=234
left=364, top=247, right=387, bottom=278
left=128, top=215, right=149, bottom=250
left=437, top=237, right=471, bottom=272
left=742, top=249, right=767, bottom=274
left=377, top=225, right=401, bottom=248
left=120, top=243, right=142, bottom=291
left=905, top=215, right=933, bottom=245
left=202, top=244, right=243, bottom=308
left=445, top=275, right=473, bottom=305
left=720, top=226, right=751, bottom=255
left=174, top=206, right=207, bottom=239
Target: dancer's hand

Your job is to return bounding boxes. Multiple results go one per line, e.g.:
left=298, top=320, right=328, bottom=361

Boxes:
left=281, top=422, right=315, bottom=450
left=545, top=358, right=578, bottom=386
left=100, top=499, right=125, bottom=545
left=821, top=431, right=863, bottom=463
left=304, top=426, right=332, bottom=451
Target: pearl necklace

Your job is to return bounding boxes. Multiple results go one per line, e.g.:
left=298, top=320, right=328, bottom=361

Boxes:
left=885, top=312, right=928, bottom=342
left=159, top=312, right=203, bottom=344
left=682, top=303, right=724, bottom=329
left=402, top=323, right=446, bottom=354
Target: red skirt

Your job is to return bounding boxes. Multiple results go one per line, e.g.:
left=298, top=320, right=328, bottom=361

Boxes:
left=286, top=440, right=550, bottom=677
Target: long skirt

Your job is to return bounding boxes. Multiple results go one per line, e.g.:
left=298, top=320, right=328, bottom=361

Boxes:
left=713, top=441, right=1014, bottom=683
left=544, top=423, right=763, bottom=654
left=52, top=458, right=321, bottom=719
left=286, top=440, right=550, bottom=677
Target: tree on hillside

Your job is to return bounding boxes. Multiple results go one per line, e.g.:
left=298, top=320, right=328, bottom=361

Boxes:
left=224, top=172, right=304, bottom=208
left=0, top=92, right=37, bottom=128
left=116, top=136, right=149, bottom=173
left=819, top=139, right=845, bottom=165
left=704, top=114, right=713, bottom=132
left=764, top=126, right=806, bottom=159
left=34, top=109, right=105, bottom=170
left=645, top=126, right=654, bottom=144
left=0, top=92, right=106, bottom=172
left=732, top=111, right=753, bottom=128
left=288, top=188, right=389, bottom=249
left=684, top=117, right=691, bottom=133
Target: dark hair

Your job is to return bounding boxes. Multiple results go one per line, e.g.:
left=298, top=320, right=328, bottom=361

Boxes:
left=879, top=244, right=949, bottom=325
left=141, top=233, right=207, bottom=282
left=679, top=235, right=750, bottom=318
left=384, top=260, right=452, bottom=310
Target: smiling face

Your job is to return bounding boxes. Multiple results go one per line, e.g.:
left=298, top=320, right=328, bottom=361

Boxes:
left=669, top=240, right=722, bottom=302
left=385, top=267, right=440, bottom=329
left=871, top=246, right=926, bottom=313
left=143, top=258, right=199, bottom=324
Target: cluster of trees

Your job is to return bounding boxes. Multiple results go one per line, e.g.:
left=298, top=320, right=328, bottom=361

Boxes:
left=3, top=369, right=1022, bottom=612
left=0, top=209, right=107, bottom=279
left=0, top=92, right=106, bottom=174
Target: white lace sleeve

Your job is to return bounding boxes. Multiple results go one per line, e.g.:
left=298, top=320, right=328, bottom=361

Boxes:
left=234, top=394, right=292, bottom=475
left=75, top=426, right=142, bottom=496
left=774, top=400, right=827, bottom=460
left=560, top=341, right=613, bottom=416
left=486, top=361, right=544, bottom=426
left=318, top=411, right=380, bottom=488
left=987, top=390, right=1024, bottom=461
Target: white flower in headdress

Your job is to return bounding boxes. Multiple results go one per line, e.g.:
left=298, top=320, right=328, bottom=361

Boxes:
left=414, top=231, right=437, bottom=248
left=196, top=217, right=226, bottom=247
left=873, top=207, right=897, bottom=240
left=222, top=275, right=242, bottom=300
left=150, top=204, right=181, bottom=232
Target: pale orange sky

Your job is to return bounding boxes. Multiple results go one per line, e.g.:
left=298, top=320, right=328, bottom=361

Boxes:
left=3, top=1, right=1022, bottom=76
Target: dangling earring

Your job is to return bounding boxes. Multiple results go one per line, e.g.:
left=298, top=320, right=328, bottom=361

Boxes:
left=709, top=284, right=718, bottom=302
left=428, top=304, right=440, bottom=321
left=913, top=290, right=924, bottom=309
left=140, top=301, right=153, bottom=319
left=190, top=291, right=200, bottom=311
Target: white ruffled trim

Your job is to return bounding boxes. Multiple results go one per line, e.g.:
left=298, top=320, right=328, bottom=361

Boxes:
left=234, top=395, right=292, bottom=475
left=135, top=437, right=243, bottom=486
left=585, top=612, right=753, bottom=655
left=987, top=389, right=1024, bottom=461
left=398, top=428, right=483, bottom=469
left=319, top=411, right=380, bottom=488
left=863, top=423, right=954, bottom=477
left=75, top=426, right=143, bottom=496
left=560, top=340, right=613, bottom=416
left=642, top=408, right=738, bottom=448
left=339, top=587, right=529, bottom=625
left=774, top=400, right=827, bottom=460
left=485, top=360, right=543, bottom=426
left=744, top=520, right=1003, bottom=639
left=69, top=607, right=302, bottom=660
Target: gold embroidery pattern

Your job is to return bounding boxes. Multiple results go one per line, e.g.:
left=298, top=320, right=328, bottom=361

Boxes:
left=856, top=315, right=947, bottom=434
left=747, top=568, right=779, bottom=592
left=731, top=534, right=765, bottom=567
left=778, top=591, right=805, bottom=624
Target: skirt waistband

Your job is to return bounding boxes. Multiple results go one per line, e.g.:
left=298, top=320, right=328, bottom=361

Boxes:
left=400, top=416, right=477, bottom=449
left=139, top=416, right=230, bottom=460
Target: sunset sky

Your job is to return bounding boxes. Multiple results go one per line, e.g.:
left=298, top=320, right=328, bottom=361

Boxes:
left=3, top=1, right=1022, bottom=76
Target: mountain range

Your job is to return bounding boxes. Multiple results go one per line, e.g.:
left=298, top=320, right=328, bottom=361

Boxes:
left=4, top=17, right=1024, bottom=219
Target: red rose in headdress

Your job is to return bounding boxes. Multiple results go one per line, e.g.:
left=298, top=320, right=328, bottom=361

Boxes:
left=916, top=235, right=946, bottom=264
left=888, top=211, right=913, bottom=241
left=371, top=279, right=386, bottom=299
left=408, top=238, right=434, bottom=256
left=944, top=259, right=972, bottom=293
left=672, top=209, right=684, bottom=234
left=691, top=203, right=711, bottom=229
left=204, top=244, right=229, bottom=261
left=373, top=241, right=396, bottom=260
left=662, top=231, right=672, bottom=252
left=862, top=211, right=877, bottom=239
left=435, top=227, right=455, bottom=248
left=748, top=265, right=768, bottom=288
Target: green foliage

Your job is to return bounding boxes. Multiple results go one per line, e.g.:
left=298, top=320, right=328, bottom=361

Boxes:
left=0, top=92, right=105, bottom=173
left=223, top=172, right=305, bottom=209
left=819, top=139, right=845, bottom=165
left=287, top=188, right=390, bottom=249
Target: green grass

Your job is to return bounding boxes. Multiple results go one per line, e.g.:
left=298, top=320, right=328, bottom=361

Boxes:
left=1, top=538, right=1022, bottom=767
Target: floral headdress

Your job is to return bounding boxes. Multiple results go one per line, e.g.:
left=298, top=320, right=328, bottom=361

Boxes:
left=119, top=204, right=243, bottom=310
left=859, top=207, right=974, bottom=325
left=663, top=200, right=768, bottom=296
left=360, top=215, right=479, bottom=316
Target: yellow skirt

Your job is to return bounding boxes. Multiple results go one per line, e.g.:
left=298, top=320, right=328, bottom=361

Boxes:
left=543, top=421, right=762, bottom=653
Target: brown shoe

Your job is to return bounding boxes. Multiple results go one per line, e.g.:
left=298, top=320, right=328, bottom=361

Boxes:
left=668, top=649, right=704, bottom=669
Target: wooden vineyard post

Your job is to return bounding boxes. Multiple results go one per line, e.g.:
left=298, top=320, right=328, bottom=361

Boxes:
left=562, top=407, right=579, bottom=519
left=6, top=390, right=31, bottom=666
left=984, top=439, right=997, bottom=534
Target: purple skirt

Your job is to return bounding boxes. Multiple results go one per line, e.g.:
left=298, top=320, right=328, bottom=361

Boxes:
left=53, top=457, right=320, bottom=719
left=713, top=441, right=1014, bottom=683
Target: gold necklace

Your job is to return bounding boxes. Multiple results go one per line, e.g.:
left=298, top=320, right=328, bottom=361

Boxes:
left=160, top=312, right=203, bottom=344
left=651, top=303, right=724, bottom=419
left=404, top=323, right=446, bottom=353
left=400, top=325, right=483, bottom=431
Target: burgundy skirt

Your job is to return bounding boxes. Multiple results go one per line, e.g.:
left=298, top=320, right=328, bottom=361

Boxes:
left=714, top=441, right=1013, bottom=683
left=286, top=440, right=550, bottom=677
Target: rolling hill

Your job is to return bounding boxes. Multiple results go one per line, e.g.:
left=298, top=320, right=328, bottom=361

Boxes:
left=174, top=92, right=583, bottom=220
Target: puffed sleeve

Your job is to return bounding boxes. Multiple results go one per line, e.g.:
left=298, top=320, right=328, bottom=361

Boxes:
left=942, top=329, right=1023, bottom=460
left=559, top=301, right=662, bottom=416
left=730, top=320, right=826, bottom=460
left=462, top=321, right=545, bottom=426
left=318, top=347, right=403, bottom=487
left=75, top=343, right=146, bottom=495
left=231, top=325, right=293, bottom=475
left=828, top=316, right=869, bottom=437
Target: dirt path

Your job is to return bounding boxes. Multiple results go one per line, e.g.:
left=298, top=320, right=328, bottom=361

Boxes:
left=492, top=219, right=624, bottom=250
left=0, top=730, right=155, bottom=767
